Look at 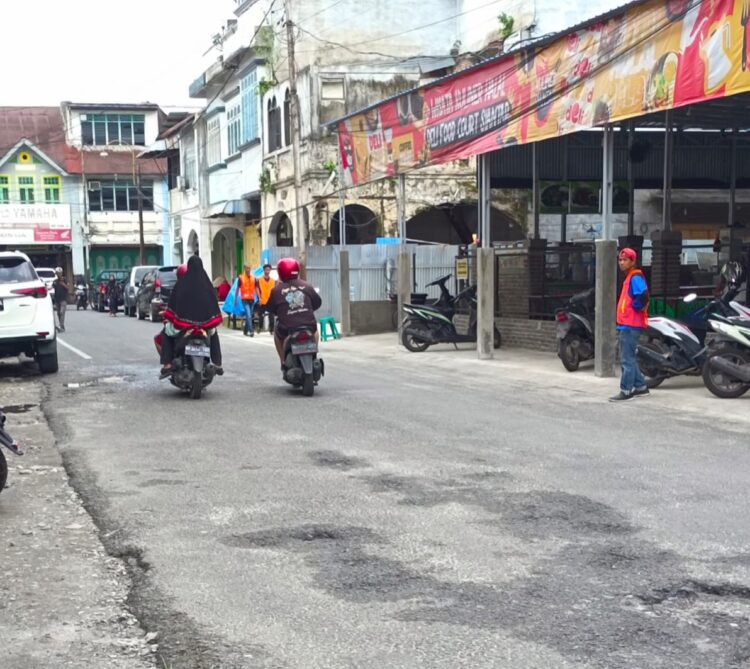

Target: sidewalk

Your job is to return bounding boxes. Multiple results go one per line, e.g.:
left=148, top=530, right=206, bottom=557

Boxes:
left=0, top=376, right=156, bottom=669
left=316, top=332, right=750, bottom=430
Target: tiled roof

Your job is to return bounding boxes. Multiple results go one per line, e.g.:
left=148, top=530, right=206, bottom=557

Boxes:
left=0, top=106, right=68, bottom=169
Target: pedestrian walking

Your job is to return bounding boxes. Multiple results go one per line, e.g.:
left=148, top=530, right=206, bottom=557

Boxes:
left=610, top=247, right=650, bottom=402
left=52, top=267, right=68, bottom=332
left=106, top=275, right=119, bottom=317
left=238, top=265, right=259, bottom=336
left=255, top=263, right=276, bottom=333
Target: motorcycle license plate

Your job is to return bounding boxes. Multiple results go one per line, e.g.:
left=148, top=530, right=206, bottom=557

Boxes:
left=185, top=344, right=210, bottom=356
left=291, top=342, right=318, bottom=354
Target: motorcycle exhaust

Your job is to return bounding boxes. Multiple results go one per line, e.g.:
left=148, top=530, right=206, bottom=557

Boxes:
left=403, top=327, right=435, bottom=344
left=636, top=345, right=682, bottom=372
left=708, top=356, right=750, bottom=383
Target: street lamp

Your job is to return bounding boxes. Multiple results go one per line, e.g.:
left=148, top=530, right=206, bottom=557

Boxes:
left=99, top=140, right=145, bottom=265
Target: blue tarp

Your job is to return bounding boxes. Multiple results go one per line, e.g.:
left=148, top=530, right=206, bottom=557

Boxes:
left=221, top=278, right=245, bottom=317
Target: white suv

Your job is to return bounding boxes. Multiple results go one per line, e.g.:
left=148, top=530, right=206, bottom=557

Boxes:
left=0, top=251, right=58, bottom=373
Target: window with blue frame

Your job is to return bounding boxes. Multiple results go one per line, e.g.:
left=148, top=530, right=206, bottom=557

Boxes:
left=240, top=70, right=259, bottom=143
left=88, top=180, right=153, bottom=212
left=81, top=114, right=146, bottom=146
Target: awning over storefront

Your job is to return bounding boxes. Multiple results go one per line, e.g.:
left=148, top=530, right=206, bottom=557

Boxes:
left=206, top=199, right=258, bottom=218
left=333, top=0, right=750, bottom=187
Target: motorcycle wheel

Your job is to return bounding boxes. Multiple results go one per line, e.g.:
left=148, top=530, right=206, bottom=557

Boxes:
left=559, top=334, right=581, bottom=372
left=302, top=374, right=314, bottom=397
left=638, top=338, right=669, bottom=388
left=702, top=345, right=750, bottom=399
left=190, top=371, right=202, bottom=400
left=401, top=330, right=430, bottom=352
left=0, top=450, right=6, bottom=492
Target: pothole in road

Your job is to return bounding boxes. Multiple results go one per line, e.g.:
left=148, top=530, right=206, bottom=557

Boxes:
left=2, top=403, right=37, bottom=413
left=308, top=449, right=370, bottom=471
left=221, top=524, right=379, bottom=550
left=64, top=375, right=133, bottom=390
left=636, top=580, right=750, bottom=607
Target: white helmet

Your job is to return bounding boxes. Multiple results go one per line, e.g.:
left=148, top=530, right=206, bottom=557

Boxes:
left=55, top=266, right=63, bottom=274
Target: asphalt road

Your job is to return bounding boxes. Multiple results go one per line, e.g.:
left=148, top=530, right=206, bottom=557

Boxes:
left=37, top=308, right=750, bottom=669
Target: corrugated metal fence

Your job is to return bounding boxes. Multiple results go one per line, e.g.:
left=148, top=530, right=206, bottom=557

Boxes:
left=267, top=245, right=460, bottom=321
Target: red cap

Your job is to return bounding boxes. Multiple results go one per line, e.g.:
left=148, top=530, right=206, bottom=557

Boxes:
left=619, top=247, right=637, bottom=261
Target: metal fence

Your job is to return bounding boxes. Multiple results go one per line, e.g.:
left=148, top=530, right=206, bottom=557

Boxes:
left=266, top=244, right=461, bottom=321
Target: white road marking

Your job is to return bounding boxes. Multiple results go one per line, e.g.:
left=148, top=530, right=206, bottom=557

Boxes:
left=57, top=338, right=93, bottom=360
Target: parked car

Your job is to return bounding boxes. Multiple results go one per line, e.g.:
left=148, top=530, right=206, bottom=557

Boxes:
left=136, top=266, right=178, bottom=321
left=123, top=265, right=157, bottom=317
left=35, top=267, right=57, bottom=300
left=92, top=270, right=128, bottom=312
left=0, top=252, right=58, bottom=373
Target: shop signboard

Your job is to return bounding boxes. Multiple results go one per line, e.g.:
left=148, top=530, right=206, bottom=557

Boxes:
left=338, top=0, right=747, bottom=186
left=0, top=204, right=72, bottom=244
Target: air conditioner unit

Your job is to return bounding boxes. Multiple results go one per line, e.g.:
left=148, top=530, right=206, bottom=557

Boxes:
left=87, top=180, right=101, bottom=190
left=176, top=176, right=187, bottom=191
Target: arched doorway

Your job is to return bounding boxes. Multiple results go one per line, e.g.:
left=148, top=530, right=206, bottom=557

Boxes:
left=211, top=227, right=242, bottom=281
left=406, top=203, right=525, bottom=244
left=269, top=211, right=294, bottom=247
left=187, top=229, right=199, bottom=257
left=330, top=204, right=378, bottom=244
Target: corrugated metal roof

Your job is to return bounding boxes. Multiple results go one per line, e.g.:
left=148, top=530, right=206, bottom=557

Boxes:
left=325, top=0, right=650, bottom=127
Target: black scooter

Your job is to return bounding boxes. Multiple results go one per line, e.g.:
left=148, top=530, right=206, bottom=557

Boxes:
left=165, top=328, right=218, bottom=400
left=555, top=287, right=595, bottom=371
left=401, top=285, right=502, bottom=352
left=281, top=326, right=324, bottom=396
left=0, top=411, right=23, bottom=494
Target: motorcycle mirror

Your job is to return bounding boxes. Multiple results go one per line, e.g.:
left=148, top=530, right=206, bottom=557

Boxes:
left=683, top=293, right=697, bottom=303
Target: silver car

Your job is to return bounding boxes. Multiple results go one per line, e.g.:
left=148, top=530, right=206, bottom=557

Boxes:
left=123, top=265, right=157, bottom=317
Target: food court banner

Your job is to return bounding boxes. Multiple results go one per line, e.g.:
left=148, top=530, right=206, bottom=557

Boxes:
left=337, top=0, right=748, bottom=185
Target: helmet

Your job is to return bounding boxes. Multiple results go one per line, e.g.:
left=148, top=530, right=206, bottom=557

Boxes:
left=55, top=266, right=63, bottom=275
left=277, top=257, right=300, bottom=282
left=176, top=263, right=188, bottom=280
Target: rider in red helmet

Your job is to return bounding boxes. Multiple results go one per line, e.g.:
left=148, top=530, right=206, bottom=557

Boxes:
left=266, top=257, right=322, bottom=367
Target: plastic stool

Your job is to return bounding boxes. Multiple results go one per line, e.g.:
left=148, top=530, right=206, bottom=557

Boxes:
left=319, top=316, right=340, bottom=341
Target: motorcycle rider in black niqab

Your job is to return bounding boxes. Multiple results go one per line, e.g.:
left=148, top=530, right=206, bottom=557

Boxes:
left=159, top=255, right=223, bottom=378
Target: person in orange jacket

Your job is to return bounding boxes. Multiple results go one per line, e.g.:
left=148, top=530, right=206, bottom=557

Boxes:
left=255, top=263, right=276, bottom=333
left=238, top=265, right=259, bottom=336
left=610, top=247, right=650, bottom=402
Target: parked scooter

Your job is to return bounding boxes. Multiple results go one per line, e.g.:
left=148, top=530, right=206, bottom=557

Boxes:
left=75, top=281, right=88, bottom=310
left=161, top=328, right=219, bottom=399
left=401, top=284, right=502, bottom=352
left=0, top=411, right=23, bottom=494
left=555, top=287, right=595, bottom=371
left=636, top=289, right=749, bottom=388
left=702, top=319, right=750, bottom=398
left=281, top=326, right=324, bottom=396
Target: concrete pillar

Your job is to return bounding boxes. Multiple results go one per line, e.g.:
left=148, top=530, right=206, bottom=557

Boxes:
left=397, top=250, right=411, bottom=342
left=595, top=240, right=617, bottom=378
left=339, top=250, right=351, bottom=336
left=477, top=247, right=495, bottom=360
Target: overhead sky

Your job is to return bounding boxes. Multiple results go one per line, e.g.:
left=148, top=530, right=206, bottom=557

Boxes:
left=1, top=0, right=236, bottom=109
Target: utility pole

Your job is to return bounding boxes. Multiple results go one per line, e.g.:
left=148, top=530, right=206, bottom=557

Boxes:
left=284, top=0, right=305, bottom=260
left=80, top=148, right=90, bottom=281
left=136, top=162, right=145, bottom=265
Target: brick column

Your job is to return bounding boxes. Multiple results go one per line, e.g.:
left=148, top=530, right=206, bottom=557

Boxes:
left=495, top=239, right=547, bottom=318
left=650, top=230, right=682, bottom=303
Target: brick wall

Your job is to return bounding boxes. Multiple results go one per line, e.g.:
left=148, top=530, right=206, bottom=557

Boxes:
left=496, top=317, right=558, bottom=352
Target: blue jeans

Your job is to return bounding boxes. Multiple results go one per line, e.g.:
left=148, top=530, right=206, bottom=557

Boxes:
left=242, top=300, right=256, bottom=333
left=618, top=327, right=646, bottom=394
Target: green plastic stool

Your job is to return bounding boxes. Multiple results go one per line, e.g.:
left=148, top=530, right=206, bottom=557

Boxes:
left=319, top=316, right=340, bottom=341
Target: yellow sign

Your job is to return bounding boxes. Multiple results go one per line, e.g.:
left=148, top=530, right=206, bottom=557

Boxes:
left=456, top=258, right=468, bottom=280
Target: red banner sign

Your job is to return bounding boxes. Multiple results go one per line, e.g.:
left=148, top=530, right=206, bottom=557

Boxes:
left=338, top=0, right=746, bottom=186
